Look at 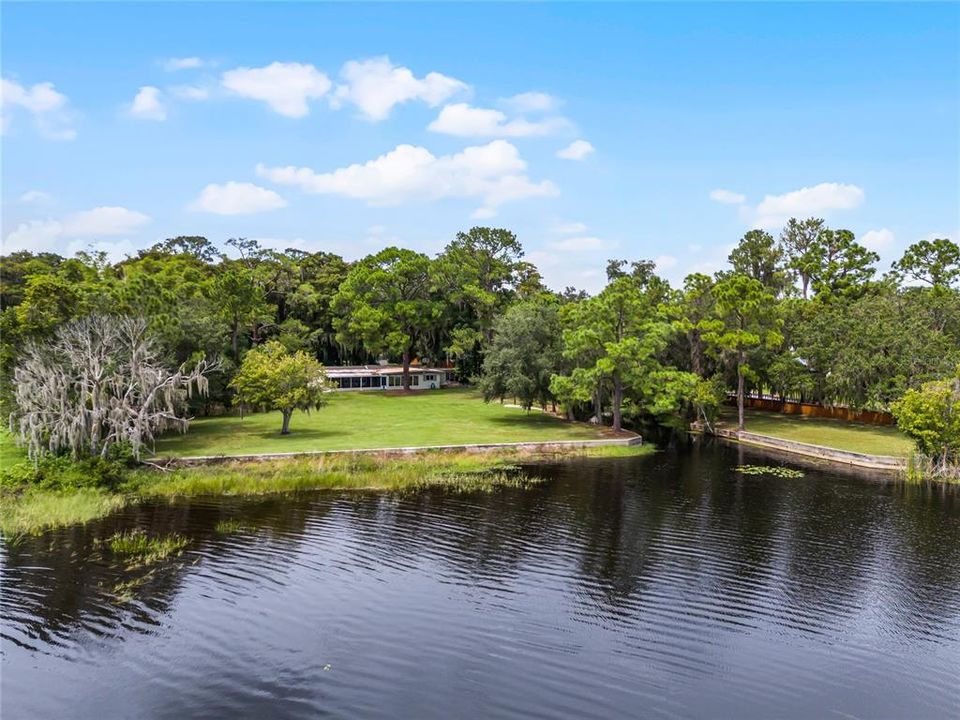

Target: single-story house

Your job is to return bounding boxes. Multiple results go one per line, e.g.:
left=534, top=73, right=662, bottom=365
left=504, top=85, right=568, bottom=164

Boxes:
left=325, top=364, right=452, bottom=391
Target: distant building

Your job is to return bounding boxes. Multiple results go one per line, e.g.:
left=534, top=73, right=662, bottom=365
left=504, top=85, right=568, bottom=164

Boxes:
left=325, top=364, right=451, bottom=391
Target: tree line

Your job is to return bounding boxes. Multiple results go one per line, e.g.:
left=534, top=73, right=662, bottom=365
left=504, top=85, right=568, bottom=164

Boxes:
left=2, top=222, right=958, bottom=450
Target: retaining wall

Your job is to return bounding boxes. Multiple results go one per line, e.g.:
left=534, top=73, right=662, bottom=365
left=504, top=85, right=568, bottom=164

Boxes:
left=153, top=435, right=644, bottom=467
left=711, top=427, right=905, bottom=471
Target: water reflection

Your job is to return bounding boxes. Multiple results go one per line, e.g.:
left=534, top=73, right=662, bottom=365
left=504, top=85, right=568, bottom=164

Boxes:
left=3, top=442, right=959, bottom=719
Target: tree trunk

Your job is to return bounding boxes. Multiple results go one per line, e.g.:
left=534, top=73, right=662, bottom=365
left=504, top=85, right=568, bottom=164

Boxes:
left=737, top=349, right=746, bottom=431
left=281, top=409, right=292, bottom=435
left=612, top=374, right=623, bottom=433
left=690, top=330, right=703, bottom=377
left=402, top=347, right=411, bottom=390
left=801, top=275, right=810, bottom=300
left=231, top=321, right=239, bottom=361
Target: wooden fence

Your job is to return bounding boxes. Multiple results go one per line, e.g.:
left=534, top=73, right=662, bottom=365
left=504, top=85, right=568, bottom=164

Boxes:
left=737, top=396, right=894, bottom=426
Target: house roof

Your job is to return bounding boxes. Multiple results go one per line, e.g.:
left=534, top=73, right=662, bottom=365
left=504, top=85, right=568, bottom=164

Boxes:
left=325, top=365, right=448, bottom=377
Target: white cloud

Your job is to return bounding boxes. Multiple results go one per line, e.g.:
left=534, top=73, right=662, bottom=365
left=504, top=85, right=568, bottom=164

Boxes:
left=163, top=57, right=206, bottom=72
left=547, top=235, right=610, bottom=252
left=428, top=102, right=569, bottom=137
left=3, top=206, right=150, bottom=256
left=860, top=228, right=894, bottom=252
left=190, top=181, right=288, bottom=215
left=502, top=91, right=559, bottom=113
left=257, top=139, right=557, bottom=217
left=4, top=220, right=63, bottom=253
left=129, top=86, right=167, bottom=121
left=362, top=224, right=401, bottom=247
left=556, top=139, right=594, bottom=160
left=919, top=229, right=959, bottom=243
left=222, top=62, right=331, bottom=118
left=527, top=249, right=607, bottom=294
left=19, top=190, right=51, bottom=203
left=170, top=84, right=210, bottom=101
left=62, top=206, right=150, bottom=236
left=654, top=254, right=678, bottom=271
left=555, top=221, right=587, bottom=234
left=749, top=182, right=865, bottom=228
left=709, top=188, right=746, bottom=205
left=1, top=77, right=76, bottom=139
left=470, top=207, right=498, bottom=220
left=332, top=57, right=467, bottom=121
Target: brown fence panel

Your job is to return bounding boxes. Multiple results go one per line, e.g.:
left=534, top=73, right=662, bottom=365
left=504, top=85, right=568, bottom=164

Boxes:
left=740, top=397, right=894, bottom=425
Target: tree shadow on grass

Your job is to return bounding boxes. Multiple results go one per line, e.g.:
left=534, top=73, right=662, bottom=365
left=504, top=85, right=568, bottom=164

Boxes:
left=483, top=414, right=601, bottom=434
left=247, top=427, right=349, bottom=442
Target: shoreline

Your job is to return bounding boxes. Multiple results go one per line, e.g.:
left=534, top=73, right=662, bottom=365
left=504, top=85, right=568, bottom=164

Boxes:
left=698, top=426, right=906, bottom=473
left=156, top=435, right=643, bottom=465
left=1, top=443, right=653, bottom=537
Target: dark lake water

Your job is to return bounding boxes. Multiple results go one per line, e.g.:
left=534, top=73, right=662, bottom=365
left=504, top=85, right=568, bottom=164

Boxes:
left=3, top=441, right=960, bottom=719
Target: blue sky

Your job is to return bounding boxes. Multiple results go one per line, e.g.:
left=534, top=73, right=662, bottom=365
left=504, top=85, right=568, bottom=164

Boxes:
left=3, top=2, right=958, bottom=291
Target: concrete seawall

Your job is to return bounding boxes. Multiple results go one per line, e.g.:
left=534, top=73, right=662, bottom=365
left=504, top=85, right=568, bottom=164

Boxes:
left=152, top=435, right=644, bottom=467
left=710, top=427, right=906, bottom=472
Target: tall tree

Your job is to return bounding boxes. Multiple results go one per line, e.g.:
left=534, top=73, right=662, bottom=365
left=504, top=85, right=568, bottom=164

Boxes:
left=332, top=247, right=439, bottom=390
left=893, top=238, right=960, bottom=290
left=809, top=229, right=879, bottom=299
left=553, top=272, right=668, bottom=432
left=705, top=274, right=783, bottom=430
left=728, top=229, right=788, bottom=294
left=780, top=217, right=825, bottom=298
left=285, top=251, right=351, bottom=363
left=673, top=273, right=717, bottom=377
left=479, top=301, right=562, bottom=411
left=435, top=227, right=525, bottom=346
left=11, top=315, right=214, bottom=460
left=210, top=263, right=268, bottom=361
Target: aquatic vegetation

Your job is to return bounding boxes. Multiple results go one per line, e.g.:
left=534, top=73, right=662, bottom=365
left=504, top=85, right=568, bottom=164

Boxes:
left=104, top=530, right=188, bottom=564
left=1, top=488, right=128, bottom=537
left=0, top=444, right=653, bottom=535
left=407, top=470, right=548, bottom=494
left=735, top=465, right=805, bottom=479
left=214, top=519, right=252, bottom=534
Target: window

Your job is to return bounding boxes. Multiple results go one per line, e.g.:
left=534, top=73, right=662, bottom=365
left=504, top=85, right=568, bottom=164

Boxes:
left=411, top=375, right=420, bottom=386
left=389, top=375, right=401, bottom=387
left=425, top=374, right=435, bottom=381
left=350, top=377, right=361, bottom=388
left=361, top=376, right=372, bottom=388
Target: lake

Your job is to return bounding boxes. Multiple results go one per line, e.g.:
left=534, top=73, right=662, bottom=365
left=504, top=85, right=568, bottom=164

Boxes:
left=3, top=441, right=959, bottom=719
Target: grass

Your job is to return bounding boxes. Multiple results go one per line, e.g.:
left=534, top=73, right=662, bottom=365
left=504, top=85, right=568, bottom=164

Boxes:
left=1, top=443, right=654, bottom=536
left=0, top=427, right=28, bottom=468
left=105, top=529, right=188, bottom=563
left=132, top=449, right=561, bottom=498
left=1, top=487, right=127, bottom=537
left=214, top=519, right=251, bottom=534
left=722, top=407, right=914, bottom=457
left=153, top=388, right=615, bottom=457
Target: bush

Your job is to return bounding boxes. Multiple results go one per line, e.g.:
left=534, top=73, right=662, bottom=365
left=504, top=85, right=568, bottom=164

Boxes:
left=0, top=454, right=129, bottom=492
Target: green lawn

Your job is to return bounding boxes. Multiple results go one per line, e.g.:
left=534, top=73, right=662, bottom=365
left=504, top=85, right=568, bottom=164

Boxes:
left=155, top=388, right=614, bottom=458
left=0, top=427, right=28, bottom=468
left=722, top=407, right=914, bottom=457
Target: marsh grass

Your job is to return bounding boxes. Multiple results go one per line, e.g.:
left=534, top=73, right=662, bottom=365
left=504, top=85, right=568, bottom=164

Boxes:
left=1, top=488, right=127, bottom=538
left=1, top=444, right=655, bottom=535
left=904, top=454, right=960, bottom=483
left=214, top=519, right=252, bottom=534
left=128, top=450, right=552, bottom=498
left=103, top=529, right=188, bottom=565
